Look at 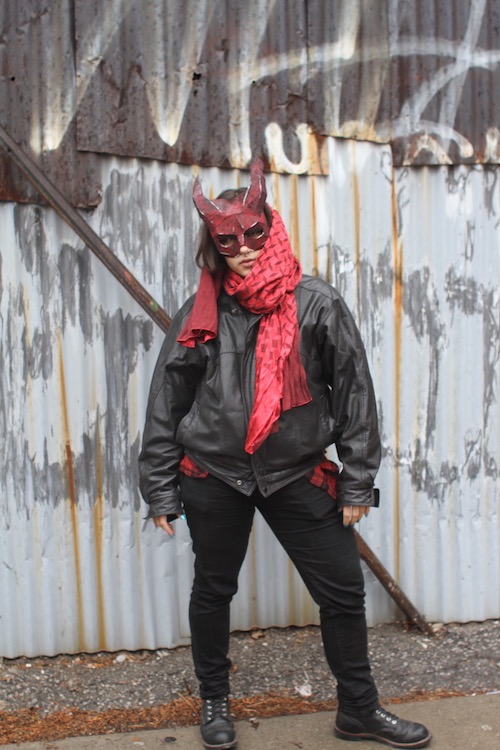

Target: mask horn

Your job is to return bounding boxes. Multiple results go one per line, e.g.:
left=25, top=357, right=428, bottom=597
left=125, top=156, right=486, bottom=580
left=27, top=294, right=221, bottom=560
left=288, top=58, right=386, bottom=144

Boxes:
left=243, top=158, right=267, bottom=211
left=192, top=176, right=221, bottom=221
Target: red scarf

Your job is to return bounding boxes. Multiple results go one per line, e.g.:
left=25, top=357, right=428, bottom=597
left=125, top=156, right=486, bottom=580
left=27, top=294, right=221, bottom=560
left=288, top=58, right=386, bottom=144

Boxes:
left=178, top=210, right=312, bottom=453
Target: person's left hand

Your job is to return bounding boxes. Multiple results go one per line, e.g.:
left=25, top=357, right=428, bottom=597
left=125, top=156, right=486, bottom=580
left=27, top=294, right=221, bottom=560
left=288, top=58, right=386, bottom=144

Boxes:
left=342, top=505, right=370, bottom=527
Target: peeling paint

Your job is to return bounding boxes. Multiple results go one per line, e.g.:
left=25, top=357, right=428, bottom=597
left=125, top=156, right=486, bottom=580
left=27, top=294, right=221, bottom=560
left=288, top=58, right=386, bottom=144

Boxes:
left=58, top=244, right=93, bottom=343
left=444, top=267, right=499, bottom=430
left=403, top=268, right=446, bottom=441
left=102, top=310, right=154, bottom=511
left=445, top=267, right=481, bottom=316
left=481, top=288, right=500, bottom=429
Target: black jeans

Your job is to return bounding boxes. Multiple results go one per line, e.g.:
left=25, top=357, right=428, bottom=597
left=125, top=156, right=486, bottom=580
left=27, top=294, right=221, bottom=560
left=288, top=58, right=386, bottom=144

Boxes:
left=181, top=474, right=379, bottom=715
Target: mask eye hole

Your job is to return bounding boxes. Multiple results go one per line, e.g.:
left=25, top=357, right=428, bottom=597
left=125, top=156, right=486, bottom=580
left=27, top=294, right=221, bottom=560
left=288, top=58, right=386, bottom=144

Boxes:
left=244, top=226, right=265, bottom=240
left=217, top=235, right=237, bottom=248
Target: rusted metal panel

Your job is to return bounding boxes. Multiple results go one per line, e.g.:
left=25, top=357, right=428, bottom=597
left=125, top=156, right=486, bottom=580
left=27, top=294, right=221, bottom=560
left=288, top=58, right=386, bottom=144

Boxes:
left=0, top=0, right=102, bottom=207
left=1, top=143, right=499, bottom=657
left=307, top=0, right=500, bottom=165
left=1, top=1, right=499, bottom=208
left=75, top=0, right=500, bottom=168
left=74, top=0, right=317, bottom=172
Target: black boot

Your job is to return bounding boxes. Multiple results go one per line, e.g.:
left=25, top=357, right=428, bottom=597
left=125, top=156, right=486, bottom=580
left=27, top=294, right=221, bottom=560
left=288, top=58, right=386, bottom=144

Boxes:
left=334, top=706, right=432, bottom=748
left=200, top=696, right=236, bottom=749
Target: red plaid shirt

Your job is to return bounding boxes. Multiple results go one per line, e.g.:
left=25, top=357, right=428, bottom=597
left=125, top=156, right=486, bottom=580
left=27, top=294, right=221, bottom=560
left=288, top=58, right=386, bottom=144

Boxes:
left=179, top=454, right=210, bottom=478
left=179, top=455, right=339, bottom=500
left=305, top=456, right=339, bottom=500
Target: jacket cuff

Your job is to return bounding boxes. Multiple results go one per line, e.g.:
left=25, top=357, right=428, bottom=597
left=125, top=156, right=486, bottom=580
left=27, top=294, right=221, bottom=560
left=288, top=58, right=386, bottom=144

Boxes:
left=144, top=491, right=183, bottom=520
left=337, top=487, right=380, bottom=507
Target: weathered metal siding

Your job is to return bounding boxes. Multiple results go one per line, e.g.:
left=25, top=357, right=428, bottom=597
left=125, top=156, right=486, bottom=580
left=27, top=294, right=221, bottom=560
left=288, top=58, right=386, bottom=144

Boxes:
left=0, top=0, right=101, bottom=207
left=1, top=1, right=499, bottom=206
left=1, top=0, right=499, bottom=658
left=317, top=142, right=500, bottom=624
left=1, top=144, right=499, bottom=657
left=308, top=0, right=500, bottom=165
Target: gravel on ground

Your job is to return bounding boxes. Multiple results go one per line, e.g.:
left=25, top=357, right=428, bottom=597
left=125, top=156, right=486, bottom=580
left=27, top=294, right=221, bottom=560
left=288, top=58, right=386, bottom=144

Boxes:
left=0, top=620, right=499, bottom=744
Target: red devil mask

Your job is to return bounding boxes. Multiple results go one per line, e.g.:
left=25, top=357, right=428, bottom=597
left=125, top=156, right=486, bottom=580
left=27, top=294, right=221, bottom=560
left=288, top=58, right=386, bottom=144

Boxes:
left=192, top=159, right=270, bottom=256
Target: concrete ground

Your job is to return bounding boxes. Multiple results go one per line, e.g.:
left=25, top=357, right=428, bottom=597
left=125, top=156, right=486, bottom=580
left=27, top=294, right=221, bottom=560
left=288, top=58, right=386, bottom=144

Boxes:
left=3, top=694, right=499, bottom=750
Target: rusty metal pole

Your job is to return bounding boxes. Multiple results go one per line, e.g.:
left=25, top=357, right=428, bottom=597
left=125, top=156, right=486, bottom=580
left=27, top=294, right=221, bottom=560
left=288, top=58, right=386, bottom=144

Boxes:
left=355, top=530, right=434, bottom=636
left=0, top=125, right=171, bottom=333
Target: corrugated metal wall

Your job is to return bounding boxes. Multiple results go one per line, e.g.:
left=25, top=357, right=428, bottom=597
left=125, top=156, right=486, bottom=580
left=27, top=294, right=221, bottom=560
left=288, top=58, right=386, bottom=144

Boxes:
left=1, top=1, right=499, bottom=657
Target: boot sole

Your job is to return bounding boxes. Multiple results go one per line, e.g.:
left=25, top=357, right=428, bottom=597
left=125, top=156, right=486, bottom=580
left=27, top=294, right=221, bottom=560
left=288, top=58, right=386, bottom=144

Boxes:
left=334, top=725, right=432, bottom=748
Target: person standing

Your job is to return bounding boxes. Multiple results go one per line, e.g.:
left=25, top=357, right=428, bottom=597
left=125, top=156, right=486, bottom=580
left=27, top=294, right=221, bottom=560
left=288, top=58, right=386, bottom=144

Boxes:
left=139, top=160, right=431, bottom=749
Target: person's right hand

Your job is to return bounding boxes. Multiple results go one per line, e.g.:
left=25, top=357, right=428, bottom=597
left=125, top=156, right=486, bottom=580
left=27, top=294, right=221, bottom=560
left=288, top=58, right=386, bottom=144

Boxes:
left=341, top=505, right=370, bottom=527
left=153, top=514, right=175, bottom=536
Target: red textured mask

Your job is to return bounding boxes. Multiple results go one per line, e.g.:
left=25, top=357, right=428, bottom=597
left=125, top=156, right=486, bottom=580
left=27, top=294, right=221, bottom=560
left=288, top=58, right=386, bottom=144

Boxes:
left=192, top=159, right=270, bottom=256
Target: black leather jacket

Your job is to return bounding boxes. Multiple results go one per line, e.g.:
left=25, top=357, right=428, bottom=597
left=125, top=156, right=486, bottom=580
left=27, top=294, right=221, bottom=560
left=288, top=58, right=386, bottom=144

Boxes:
left=139, top=275, right=381, bottom=519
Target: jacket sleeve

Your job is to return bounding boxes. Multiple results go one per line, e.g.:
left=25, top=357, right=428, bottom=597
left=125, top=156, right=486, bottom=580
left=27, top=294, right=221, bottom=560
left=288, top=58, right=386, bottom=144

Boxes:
left=319, top=294, right=381, bottom=507
left=138, top=303, right=206, bottom=519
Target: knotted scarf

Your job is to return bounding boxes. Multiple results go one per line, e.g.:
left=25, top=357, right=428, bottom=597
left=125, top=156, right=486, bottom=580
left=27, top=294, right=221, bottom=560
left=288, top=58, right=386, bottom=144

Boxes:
left=178, top=209, right=312, bottom=453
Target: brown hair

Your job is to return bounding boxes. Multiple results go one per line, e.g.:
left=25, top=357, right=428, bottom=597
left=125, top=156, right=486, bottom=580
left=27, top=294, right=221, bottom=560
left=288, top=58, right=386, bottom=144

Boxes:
left=195, top=188, right=273, bottom=274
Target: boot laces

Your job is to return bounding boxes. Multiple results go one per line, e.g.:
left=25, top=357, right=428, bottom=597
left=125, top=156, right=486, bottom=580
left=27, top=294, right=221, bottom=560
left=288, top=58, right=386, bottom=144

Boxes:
left=205, top=697, right=230, bottom=721
left=375, top=708, right=398, bottom=725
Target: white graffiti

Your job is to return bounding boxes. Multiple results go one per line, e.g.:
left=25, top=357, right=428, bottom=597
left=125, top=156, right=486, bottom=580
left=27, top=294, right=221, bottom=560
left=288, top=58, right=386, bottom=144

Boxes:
left=18, top=0, right=500, bottom=168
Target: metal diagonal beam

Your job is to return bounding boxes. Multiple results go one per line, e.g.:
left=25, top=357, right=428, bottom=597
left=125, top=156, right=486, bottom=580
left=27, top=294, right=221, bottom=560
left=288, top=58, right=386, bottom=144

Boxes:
left=355, top=530, right=434, bottom=636
left=0, top=125, right=171, bottom=333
